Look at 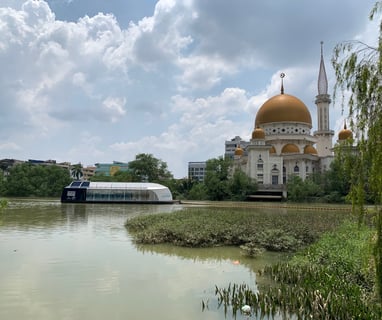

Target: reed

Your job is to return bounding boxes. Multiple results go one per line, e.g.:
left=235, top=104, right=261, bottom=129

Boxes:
left=214, top=221, right=382, bottom=319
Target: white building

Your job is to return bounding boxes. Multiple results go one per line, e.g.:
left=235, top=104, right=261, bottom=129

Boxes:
left=225, top=136, right=250, bottom=160
left=232, top=43, right=336, bottom=190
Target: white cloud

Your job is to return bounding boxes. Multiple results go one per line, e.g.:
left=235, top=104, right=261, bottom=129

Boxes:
left=0, top=0, right=378, bottom=177
left=0, top=142, right=21, bottom=151
left=177, top=55, right=236, bottom=91
left=102, top=97, right=127, bottom=122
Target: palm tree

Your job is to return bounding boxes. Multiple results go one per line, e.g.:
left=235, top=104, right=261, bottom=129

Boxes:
left=70, top=164, right=83, bottom=180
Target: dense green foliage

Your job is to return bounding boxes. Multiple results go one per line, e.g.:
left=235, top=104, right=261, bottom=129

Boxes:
left=286, top=175, right=323, bottom=202
left=228, top=169, right=258, bottom=201
left=183, top=157, right=257, bottom=201
left=203, top=157, right=232, bottom=200
left=215, top=221, right=380, bottom=319
left=89, top=153, right=173, bottom=183
left=0, top=163, right=71, bottom=197
left=286, top=155, right=355, bottom=203
left=126, top=206, right=350, bottom=250
left=332, top=0, right=382, bottom=299
left=128, top=153, right=173, bottom=182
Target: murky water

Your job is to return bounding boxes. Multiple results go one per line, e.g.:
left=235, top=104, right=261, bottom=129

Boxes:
left=0, top=199, right=284, bottom=320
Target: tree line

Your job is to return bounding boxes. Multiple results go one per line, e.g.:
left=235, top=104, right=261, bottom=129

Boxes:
left=0, top=151, right=358, bottom=202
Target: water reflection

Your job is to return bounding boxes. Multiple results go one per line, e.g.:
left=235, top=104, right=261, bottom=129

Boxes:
left=0, top=199, right=284, bottom=320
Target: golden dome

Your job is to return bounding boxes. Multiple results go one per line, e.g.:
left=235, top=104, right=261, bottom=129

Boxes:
left=269, top=146, right=276, bottom=154
left=255, top=94, right=312, bottom=126
left=252, top=127, right=265, bottom=139
left=234, top=145, right=244, bottom=156
left=282, top=144, right=299, bottom=153
left=338, top=122, right=353, bottom=140
left=304, top=145, right=318, bottom=155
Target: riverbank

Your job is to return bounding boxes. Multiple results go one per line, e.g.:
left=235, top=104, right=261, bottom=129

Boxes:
left=126, top=205, right=381, bottom=318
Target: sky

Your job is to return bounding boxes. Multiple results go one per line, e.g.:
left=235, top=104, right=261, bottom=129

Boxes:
left=0, top=0, right=379, bottom=178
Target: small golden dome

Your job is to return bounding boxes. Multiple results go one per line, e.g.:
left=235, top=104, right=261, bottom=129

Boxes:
left=282, top=144, right=299, bottom=153
left=304, top=145, right=318, bottom=155
left=255, top=94, right=312, bottom=126
left=252, top=127, right=265, bottom=139
left=338, top=122, right=353, bottom=140
left=234, top=145, right=244, bottom=156
left=269, top=146, right=276, bottom=154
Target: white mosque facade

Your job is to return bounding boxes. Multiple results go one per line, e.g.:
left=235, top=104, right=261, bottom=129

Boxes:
left=232, top=44, right=350, bottom=189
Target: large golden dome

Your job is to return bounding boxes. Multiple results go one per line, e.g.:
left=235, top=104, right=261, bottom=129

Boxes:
left=255, top=94, right=312, bottom=126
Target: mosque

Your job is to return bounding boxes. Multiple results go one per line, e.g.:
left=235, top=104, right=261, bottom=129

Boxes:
left=231, top=43, right=352, bottom=196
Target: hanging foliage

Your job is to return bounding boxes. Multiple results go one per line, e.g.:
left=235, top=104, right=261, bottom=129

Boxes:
left=332, top=1, right=382, bottom=300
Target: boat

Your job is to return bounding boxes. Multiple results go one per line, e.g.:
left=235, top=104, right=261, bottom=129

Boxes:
left=61, top=181, right=174, bottom=204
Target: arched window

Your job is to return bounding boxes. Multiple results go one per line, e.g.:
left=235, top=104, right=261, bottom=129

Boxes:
left=294, top=165, right=299, bottom=173
left=271, top=165, right=279, bottom=185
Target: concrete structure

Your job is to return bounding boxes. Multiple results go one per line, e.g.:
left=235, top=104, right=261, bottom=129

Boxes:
left=225, top=136, right=250, bottom=160
left=82, top=166, right=96, bottom=180
left=188, top=161, right=206, bottom=181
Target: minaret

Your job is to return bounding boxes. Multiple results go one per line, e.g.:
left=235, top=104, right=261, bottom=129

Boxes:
left=314, top=41, right=334, bottom=157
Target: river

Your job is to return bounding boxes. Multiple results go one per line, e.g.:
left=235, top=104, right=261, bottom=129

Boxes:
left=0, top=199, right=285, bottom=320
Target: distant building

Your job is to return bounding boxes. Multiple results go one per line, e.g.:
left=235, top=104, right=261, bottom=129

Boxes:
left=225, top=136, right=249, bottom=160
left=82, top=166, right=96, bottom=180
left=188, top=162, right=206, bottom=181
left=94, top=161, right=131, bottom=177
left=28, top=159, right=57, bottom=165
left=0, top=158, right=24, bottom=176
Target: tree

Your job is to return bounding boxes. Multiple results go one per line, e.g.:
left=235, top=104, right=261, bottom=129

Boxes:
left=112, top=170, right=134, bottom=182
left=204, top=157, right=231, bottom=200
left=322, top=154, right=354, bottom=203
left=228, top=169, right=257, bottom=201
left=332, top=1, right=382, bottom=299
left=286, top=175, right=323, bottom=202
left=70, top=164, right=83, bottom=180
left=164, top=178, right=199, bottom=200
left=4, top=163, right=71, bottom=197
left=188, top=182, right=208, bottom=200
left=128, top=153, right=173, bottom=182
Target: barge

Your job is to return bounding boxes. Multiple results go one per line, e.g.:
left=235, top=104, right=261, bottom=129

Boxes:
left=61, top=181, right=174, bottom=204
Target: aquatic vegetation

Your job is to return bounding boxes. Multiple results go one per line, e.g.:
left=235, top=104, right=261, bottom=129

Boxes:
left=126, top=206, right=351, bottom=251
left=0, top=199, right=8, bottom=210
left=240, top=242, right=264, bottom=257
left=213, top=221, right=382, bottom=319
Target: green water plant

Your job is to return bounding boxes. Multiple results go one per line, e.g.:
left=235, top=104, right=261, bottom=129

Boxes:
left=212, top=221, right=381, bottom=319
left=126, top=207, right=351, bottom=251
left=0, top=198, right=8, bottom=210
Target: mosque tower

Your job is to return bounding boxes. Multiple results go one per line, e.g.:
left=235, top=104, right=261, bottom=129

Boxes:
left=314, top=42, right=334, bottom=157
